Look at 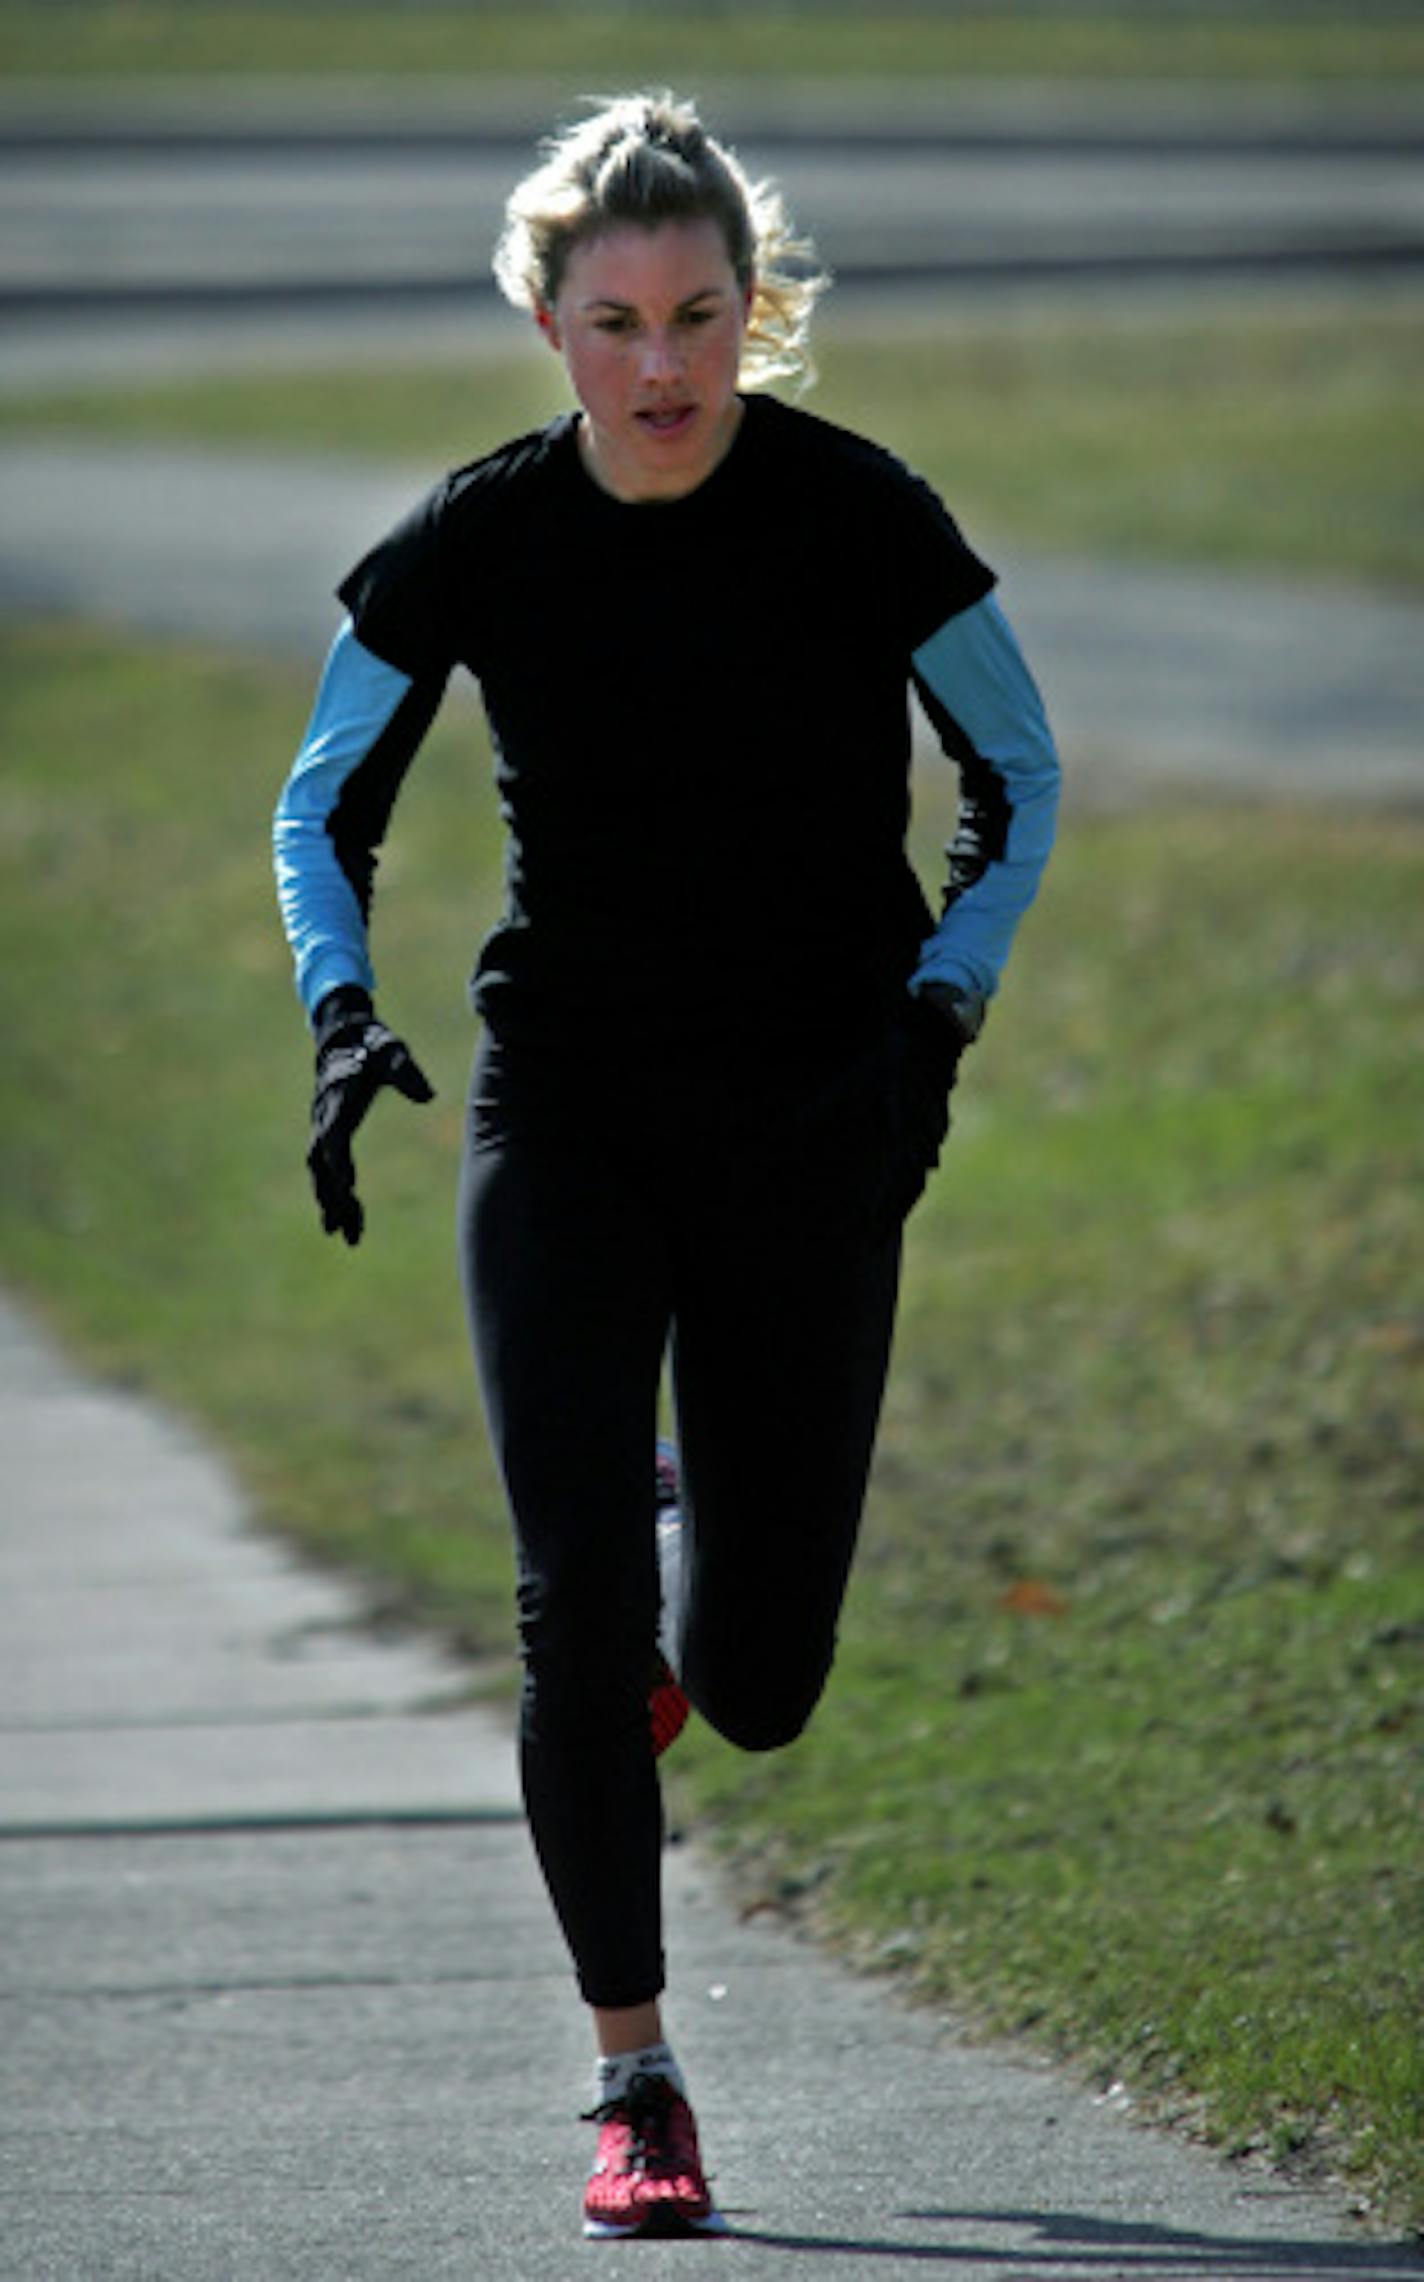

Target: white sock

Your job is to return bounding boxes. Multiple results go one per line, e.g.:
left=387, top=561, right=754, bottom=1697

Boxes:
left=595, top=2041, right=684, bottom=2105
left=656, top=1510, right=685, bottom=1676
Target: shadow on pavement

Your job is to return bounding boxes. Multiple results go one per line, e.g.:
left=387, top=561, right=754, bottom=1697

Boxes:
left=723, top=2205, right=1423, bottom=2275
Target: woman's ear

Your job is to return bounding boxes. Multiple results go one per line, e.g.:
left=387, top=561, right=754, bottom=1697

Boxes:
left=535, top=302, right=562, bottom=352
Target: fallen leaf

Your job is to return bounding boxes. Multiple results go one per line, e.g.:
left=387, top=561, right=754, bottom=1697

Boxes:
left=1356, top=1318, right=1424, bottom=1357
left=1001, top=1578, right=1070, bottom=1618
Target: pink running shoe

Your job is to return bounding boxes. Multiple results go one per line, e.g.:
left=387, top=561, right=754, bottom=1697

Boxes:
left=649, top=1652, right=690, bottom=1757
left=583, top=2071, right=725, bottom=2240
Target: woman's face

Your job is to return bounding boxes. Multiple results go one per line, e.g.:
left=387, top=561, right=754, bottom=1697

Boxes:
left=538, top=217, right=752, bottom=503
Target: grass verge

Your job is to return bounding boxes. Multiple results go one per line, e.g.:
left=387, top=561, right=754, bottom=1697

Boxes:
left=4, top=301, right=1422, bottom=593
left=1, top=617, right=1420, bottom=2228
left=3, top=5, right=1422, bottom=86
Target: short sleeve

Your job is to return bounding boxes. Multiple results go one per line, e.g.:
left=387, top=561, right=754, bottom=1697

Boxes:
left=882, top=457, right=997, bottom=655
left=336, top=482, right=457, bottom=686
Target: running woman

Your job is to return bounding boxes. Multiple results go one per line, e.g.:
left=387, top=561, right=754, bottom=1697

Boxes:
left=274, top=91, right=1060, bottom=2240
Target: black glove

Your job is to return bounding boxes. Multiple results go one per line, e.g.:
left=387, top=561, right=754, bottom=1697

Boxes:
left=306, top=986, right=435, bottom=1246
left=878, top=985, right=980, bottom=1234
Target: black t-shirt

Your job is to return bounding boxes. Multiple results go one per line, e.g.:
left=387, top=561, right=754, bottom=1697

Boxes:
left=338, top=393, right=995, bottom=1030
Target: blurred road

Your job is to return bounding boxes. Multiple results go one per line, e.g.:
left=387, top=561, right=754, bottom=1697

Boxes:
left=1, top=76, right=1419, bottom=800
left=4, top=77, right=1422, bottom=383
left=2, top=435, right=1420, bottom=805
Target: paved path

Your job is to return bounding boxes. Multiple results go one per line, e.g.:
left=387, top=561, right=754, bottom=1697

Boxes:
left=2, top=437, right=1421, bottom=804
left=3, top=1290, right=1420, bottom=2280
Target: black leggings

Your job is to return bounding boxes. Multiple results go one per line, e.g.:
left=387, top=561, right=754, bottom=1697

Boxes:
left=458, top=1017, right=906, bottom=2009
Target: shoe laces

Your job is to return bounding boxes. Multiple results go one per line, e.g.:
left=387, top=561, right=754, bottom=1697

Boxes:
left=582, top=2072, right=689, bottom=2175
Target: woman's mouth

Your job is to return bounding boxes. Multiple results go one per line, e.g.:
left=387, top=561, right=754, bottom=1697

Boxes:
left=636, top=404, right=697, bottom=439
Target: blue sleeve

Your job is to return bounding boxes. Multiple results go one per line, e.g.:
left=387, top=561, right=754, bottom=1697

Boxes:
left=272, top=620, right=430, bottom=1017
left=908, top=593, right=1060, bottom=1007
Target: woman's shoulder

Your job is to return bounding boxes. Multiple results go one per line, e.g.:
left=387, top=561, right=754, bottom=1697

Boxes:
left=338, top=414, right=577, bottom=633
left=742, top=392, right=994, bottom=626
left=743, top=392, right=944, bottom=510
left=436, top=413, right=578, bottom=522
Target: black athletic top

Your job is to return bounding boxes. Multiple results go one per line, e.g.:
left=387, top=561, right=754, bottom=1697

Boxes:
left=337, top=395, right=991, bottom=1027
left=275, top=393, right=1059, bottom=1036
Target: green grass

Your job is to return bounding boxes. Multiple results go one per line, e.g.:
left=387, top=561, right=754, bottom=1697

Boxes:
left=1, top=616, right=1421, bottom=2228
left=0, top=630, right=517, bottom=1648
left=679, top=814, right=1424, bottom=2214
left=5, top=302, right=1422, bottom=593
left=4, top=4, right=1422, bottom=86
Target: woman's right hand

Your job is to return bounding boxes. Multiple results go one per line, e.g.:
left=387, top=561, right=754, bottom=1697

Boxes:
left=306, top=987, right=435, bottom=1246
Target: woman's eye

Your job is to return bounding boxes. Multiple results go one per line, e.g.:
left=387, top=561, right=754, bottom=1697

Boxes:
left=589, top=308, right=715, bottom=338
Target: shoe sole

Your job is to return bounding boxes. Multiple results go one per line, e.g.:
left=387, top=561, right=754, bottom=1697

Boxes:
left=584, top=2207, right=727, bottom=2240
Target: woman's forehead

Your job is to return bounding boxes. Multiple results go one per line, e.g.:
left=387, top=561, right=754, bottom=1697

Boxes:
left=560, top=217, right=737, bottom=304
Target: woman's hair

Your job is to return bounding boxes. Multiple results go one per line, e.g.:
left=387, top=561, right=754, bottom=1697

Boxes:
left=493, top=91, right=829, bottom=390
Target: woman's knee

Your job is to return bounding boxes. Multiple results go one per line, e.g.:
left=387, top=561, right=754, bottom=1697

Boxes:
left=713, top=1703, right=814, bottom=1754
left=517, top=1569, right=654, bottom=1713
left=686, top=1655, right=831, bottom=1755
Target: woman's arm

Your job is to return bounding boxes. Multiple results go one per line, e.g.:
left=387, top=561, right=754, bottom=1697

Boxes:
left=909, top=592, right=1061, bottom=1030
left=272, top=618, right=444, bottom=1019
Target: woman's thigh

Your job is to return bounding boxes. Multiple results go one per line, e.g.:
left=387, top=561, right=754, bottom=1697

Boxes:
left=458, top=1042, right=672, bottom=1643
left=669, top=1031, right=904, bottom=1747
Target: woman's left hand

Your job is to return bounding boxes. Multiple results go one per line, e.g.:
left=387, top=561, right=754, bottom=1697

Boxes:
left=878, top=991, right=969, bottom=1233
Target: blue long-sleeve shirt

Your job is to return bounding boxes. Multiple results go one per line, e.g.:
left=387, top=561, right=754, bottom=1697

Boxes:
left=909, top=593, right=1060, bottom=1010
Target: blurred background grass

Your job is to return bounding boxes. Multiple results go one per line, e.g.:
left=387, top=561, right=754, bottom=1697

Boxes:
left=2, top=0, right=1421, bottom=2236
left=4, top=302, right=1421, bottom=590
left=5, top=1, right=1424, bottom=84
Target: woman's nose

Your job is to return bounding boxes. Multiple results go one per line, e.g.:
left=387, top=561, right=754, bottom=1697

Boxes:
left=639, top=329, right=684, bottom=384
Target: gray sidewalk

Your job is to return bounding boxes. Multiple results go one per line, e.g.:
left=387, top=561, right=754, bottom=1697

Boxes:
left=2, top=1288, right=1419, bottom=2281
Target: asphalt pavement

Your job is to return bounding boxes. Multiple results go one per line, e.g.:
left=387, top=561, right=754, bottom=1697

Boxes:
left=4, top=1290, right=1422, bottom=2280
